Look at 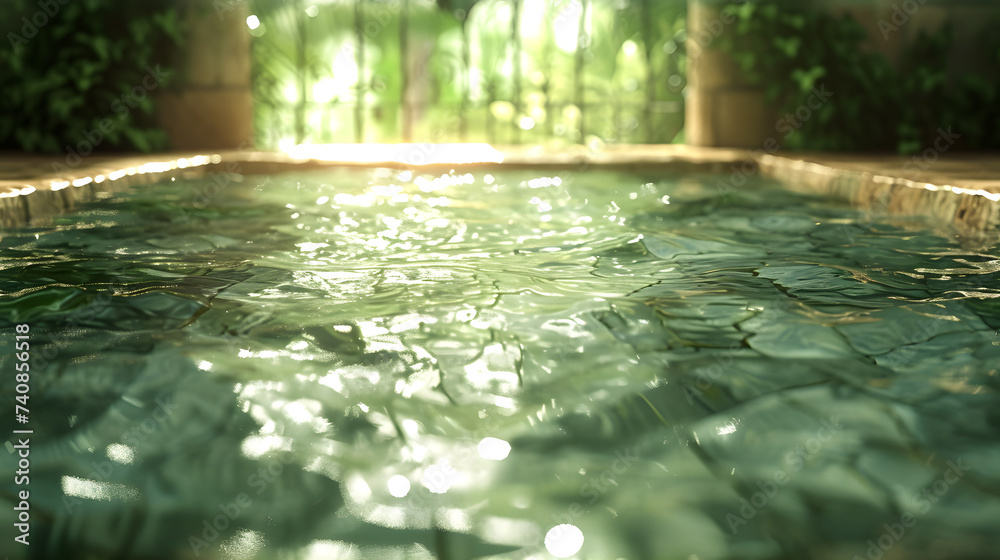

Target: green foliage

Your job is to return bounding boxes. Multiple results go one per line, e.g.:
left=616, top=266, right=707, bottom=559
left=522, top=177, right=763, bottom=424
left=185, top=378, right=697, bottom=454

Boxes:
left=718, top=0, right=1000, bottom=154
left=0, top=0, right=181, bottom=154
left=435, top=0, right=483, bottom=21
left=248, top=0, right=688, bottom=146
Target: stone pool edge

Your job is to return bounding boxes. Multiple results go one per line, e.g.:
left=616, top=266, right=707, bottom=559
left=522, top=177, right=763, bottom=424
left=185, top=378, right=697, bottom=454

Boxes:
left=1, top=146, right=998, bottom=235
left=756, top=153, right=1000, bottom=237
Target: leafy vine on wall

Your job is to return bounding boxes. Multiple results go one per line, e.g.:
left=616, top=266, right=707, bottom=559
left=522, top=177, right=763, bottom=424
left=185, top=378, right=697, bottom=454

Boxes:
left=717, top=0, right=1000, bottom=154
left=0, top=0, right=181, bottom=154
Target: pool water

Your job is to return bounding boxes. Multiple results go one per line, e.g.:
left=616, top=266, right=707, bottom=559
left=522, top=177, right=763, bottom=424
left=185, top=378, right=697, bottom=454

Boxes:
left=1, top=167, right=999, bottom=560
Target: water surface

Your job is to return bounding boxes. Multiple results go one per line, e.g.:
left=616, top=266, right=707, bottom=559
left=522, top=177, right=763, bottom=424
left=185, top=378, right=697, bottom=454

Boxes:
left=1, top=168, right=999, bottom=560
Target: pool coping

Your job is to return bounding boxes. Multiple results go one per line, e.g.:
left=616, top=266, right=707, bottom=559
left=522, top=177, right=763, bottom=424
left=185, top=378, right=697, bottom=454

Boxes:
left=1, top=145, right=998, bottom=235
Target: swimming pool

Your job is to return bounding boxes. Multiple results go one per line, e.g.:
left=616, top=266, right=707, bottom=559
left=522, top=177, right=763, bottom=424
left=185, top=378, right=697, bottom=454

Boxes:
left=1, top=166, right=999, bottom=559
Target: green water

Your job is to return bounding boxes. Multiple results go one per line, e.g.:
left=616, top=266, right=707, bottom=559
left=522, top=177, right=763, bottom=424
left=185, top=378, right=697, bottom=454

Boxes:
left=1, top=168, right=999, bottom=560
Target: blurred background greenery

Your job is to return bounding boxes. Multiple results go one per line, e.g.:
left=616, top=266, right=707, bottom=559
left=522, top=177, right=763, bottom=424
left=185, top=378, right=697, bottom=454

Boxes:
left=1, top=0, right=998, bottom=155
left=0, top=0, right=182, bottom=153
left=247, top=0, right=688, bottom=149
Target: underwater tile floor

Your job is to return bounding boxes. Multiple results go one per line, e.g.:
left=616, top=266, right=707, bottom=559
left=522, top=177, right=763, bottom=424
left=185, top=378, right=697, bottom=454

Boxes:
left=0, top=146, right=999, bottom=560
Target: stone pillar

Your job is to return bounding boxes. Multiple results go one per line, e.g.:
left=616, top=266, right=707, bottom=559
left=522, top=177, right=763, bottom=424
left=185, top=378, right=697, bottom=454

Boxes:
left=157, top=2, right=253, bottom=150
left=685, top=0, right=778, bottom=148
